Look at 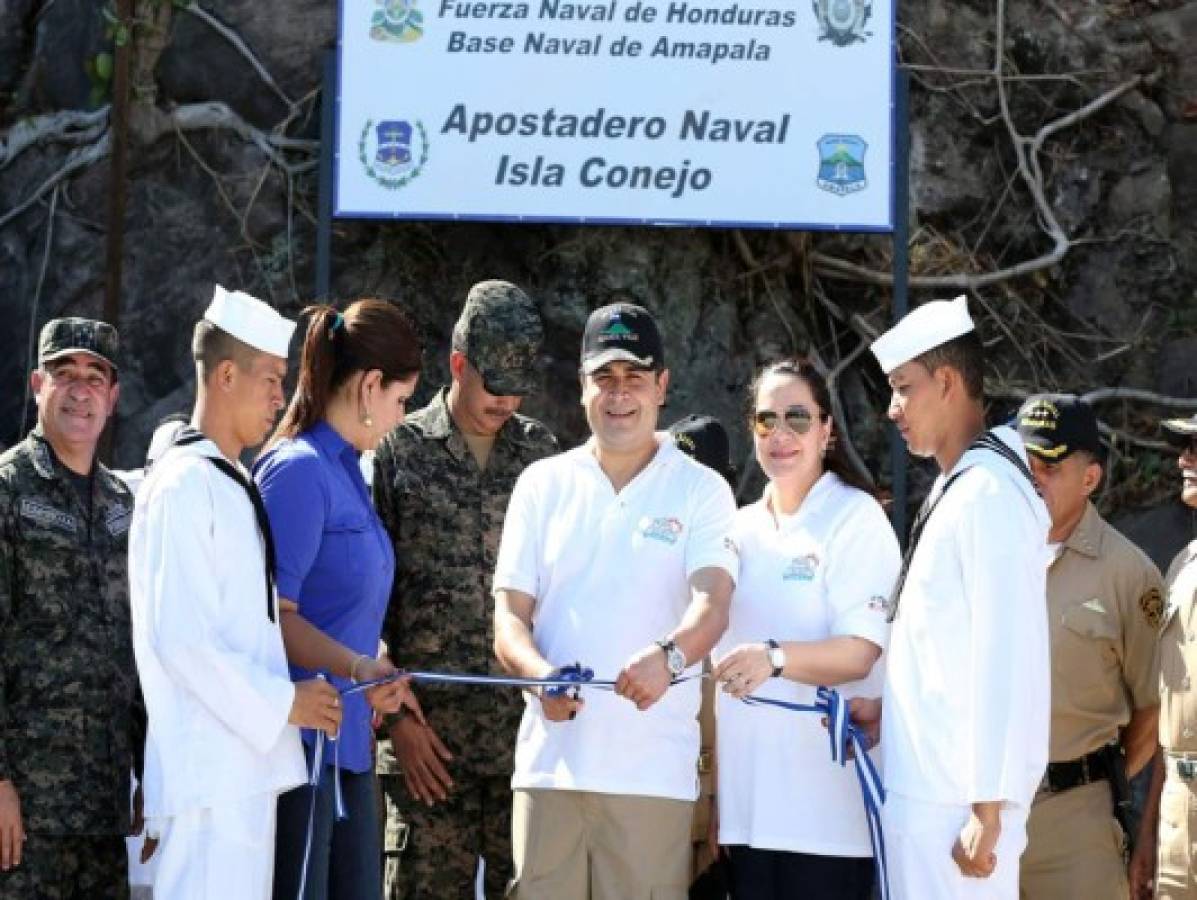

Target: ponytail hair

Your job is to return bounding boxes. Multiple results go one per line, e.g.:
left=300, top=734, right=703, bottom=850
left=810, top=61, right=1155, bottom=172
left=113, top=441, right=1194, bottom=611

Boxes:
left=269, top=298, right=422, bottom=447
left=748, top=357, right=877, bottom=496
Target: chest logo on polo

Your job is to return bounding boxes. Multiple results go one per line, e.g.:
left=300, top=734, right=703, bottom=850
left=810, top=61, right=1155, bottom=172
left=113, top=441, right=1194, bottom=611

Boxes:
left=19, top=499, right=77, bottom=534
left=639, top=516, right=683, bottom=545
left=783, top=553, right=820, bottom=582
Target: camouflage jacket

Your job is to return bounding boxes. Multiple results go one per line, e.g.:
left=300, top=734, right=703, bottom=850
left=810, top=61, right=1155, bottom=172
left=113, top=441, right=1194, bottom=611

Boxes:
left=0, top=429, right=142, bottom=835
left=373, top=387, right=558, bottom=779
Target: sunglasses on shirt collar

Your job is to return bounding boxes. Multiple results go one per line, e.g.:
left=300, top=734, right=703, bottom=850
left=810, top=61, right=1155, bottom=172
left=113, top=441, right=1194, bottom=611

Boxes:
left=752, top=405, right=824, bottom=438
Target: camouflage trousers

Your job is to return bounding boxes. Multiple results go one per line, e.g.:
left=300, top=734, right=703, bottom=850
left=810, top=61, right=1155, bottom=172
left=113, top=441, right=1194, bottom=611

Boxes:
left=0, top=833, right=128, bottom=900
left=381, top=773, right=513, bottom=900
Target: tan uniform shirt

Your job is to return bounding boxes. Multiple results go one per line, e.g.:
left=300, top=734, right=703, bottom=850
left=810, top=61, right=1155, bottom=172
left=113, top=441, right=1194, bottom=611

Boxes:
left=1159, top=539, right=1197, bottom=752
left=1047, top=502, right=1163, bottom=762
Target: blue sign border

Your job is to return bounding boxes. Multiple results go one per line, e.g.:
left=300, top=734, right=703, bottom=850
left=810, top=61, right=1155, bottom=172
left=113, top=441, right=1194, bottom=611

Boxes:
left=333, top=0, right=897, bottom=234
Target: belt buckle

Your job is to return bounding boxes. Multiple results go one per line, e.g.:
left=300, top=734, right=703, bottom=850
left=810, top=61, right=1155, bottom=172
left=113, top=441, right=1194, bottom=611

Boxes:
left=1179, top=759, right=1197, bottom=781
left=697, top=749, right=712, bottom=775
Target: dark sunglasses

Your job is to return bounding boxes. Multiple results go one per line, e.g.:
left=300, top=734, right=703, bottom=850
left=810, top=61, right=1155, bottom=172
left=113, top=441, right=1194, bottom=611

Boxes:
left=752, top=405, right=821, bottom=438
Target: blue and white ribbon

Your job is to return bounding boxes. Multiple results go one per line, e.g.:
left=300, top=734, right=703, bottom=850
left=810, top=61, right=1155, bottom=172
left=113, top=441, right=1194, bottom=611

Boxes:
left=742, top=685, right=889, bottom=900
left=296, top=673, right=887, bottom=900
left=295, top=666, right=616, bottom=899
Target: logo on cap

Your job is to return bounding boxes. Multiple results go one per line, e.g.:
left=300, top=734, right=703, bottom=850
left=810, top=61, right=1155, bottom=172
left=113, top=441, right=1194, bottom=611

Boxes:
left=601, top=320, right=637, bottom=340
left=360, top=118, right=428, bottom=190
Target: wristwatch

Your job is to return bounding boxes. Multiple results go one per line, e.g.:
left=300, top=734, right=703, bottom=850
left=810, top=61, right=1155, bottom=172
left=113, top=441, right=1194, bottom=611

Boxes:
left=656, top=638, right=687, bottom=677
left=766, top=639, right=785, bottom=678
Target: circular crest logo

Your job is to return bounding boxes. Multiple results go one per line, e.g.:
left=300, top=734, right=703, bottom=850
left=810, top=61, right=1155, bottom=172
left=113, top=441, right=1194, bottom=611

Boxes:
left=370, top=0, right=424, bottom=43
left=812, top=0, right=873, bottom=46
left=359, top=119, right=428, bottom=190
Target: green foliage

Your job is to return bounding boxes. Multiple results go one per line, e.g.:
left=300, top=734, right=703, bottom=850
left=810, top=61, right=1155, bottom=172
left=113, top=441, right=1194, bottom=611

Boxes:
left=84, top=52, right=113, bottom=108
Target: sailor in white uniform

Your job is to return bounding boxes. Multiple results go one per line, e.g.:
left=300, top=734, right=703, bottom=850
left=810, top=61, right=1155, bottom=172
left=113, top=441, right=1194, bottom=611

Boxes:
left=858, top=296, right=1051, bottom=899
left=129, top=287, right=342, bottom=898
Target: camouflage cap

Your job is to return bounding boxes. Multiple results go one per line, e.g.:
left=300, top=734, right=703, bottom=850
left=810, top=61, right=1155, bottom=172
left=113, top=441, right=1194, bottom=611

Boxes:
left=38, top=317, right=119, bottom=372
left=455, top=280, right=543, bottom=396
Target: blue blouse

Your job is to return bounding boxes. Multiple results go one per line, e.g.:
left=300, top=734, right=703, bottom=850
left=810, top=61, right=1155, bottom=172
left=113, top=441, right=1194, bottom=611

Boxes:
left=255, top=421, right=395, bottom=774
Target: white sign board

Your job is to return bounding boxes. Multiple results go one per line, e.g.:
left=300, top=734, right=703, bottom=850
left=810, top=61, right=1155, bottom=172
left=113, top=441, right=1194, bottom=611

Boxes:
left=336, top=0, right=894, bottom=231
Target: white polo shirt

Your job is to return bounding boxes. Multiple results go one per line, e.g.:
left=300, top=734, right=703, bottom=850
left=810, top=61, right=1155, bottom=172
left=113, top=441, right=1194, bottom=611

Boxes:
left=715, top=473, right=899, bottom=855
left=494, top=437, right=738, bottom=801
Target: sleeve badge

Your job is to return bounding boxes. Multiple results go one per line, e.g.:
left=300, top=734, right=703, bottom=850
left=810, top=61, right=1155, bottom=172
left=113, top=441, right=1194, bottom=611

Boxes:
left=1140, top=587, right=1164, bottom=629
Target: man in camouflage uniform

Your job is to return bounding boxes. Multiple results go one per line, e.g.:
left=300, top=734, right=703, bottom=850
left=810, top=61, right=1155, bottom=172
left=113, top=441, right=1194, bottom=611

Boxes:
left=374, top=281, right=558, bottom=899
left=0, top=319, right=144, bottom=899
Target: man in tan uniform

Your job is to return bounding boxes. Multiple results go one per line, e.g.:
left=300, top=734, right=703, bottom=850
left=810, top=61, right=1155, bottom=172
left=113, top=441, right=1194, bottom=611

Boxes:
left=1142, top=411, right=1197, bottom=899
left=1015, top=395, right=1164, bottom=900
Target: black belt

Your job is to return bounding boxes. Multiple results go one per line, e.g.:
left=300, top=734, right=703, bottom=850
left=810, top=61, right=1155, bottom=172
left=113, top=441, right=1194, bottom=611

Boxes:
left=1043, top=747, right=1113, bottom=793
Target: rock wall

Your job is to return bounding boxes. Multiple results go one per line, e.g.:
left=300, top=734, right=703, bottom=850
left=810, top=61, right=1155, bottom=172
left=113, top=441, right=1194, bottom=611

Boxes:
left=1, top=0, right=1195, bottom=540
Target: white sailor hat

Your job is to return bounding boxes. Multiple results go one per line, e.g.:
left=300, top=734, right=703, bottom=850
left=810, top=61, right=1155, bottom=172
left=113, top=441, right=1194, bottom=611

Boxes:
left=203, top=285, right=296, bottom=358
left=870, top=294, right=975, bottom=375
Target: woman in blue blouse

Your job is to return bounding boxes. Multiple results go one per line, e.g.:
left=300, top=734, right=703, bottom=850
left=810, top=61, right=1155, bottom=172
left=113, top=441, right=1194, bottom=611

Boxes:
left=255, top=298, right=423, bottom=900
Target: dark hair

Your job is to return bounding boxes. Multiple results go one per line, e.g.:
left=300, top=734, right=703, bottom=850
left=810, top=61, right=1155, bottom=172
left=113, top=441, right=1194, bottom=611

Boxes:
left=270, top=298, right=422, bottom=444
left=748, top=358, right=876, bottom=495
left=913, top=331, right=985, bottom=401
left=191, top=320, right=259, bottom=380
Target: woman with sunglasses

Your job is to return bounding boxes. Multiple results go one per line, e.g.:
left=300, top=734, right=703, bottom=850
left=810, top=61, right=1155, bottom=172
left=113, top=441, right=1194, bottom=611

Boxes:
left=711, top=358, right=901, bottom=900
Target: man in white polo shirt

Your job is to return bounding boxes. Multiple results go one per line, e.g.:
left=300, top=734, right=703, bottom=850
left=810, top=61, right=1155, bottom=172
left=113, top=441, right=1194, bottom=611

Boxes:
left=493, top=303, right=738, bottom=899
left=858, top=295, right=1051, bottom=900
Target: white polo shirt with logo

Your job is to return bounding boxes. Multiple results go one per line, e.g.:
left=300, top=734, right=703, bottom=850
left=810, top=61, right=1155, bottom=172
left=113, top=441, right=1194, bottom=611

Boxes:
left=494, top=436, right=738, bottom=801
left=714, top=472, right=899, bottom=855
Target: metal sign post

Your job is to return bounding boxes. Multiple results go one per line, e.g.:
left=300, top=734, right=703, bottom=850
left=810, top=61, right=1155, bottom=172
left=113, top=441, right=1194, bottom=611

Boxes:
left=315, top=50, right=336, bottom=301
left=889, top=68, right=911, bottom=542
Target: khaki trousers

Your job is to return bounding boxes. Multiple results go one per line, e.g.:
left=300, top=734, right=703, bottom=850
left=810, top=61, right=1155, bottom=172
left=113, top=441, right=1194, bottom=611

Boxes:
left=1158, top=766, right=1197, bottom=900
left=509, top=788, right=693, bottom=900
left=1020, top=780, right=1127, bottom=899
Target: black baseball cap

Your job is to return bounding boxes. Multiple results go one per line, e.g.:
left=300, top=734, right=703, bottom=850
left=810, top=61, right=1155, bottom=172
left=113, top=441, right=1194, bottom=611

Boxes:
left=1016, top=393, right=1104, bottom=462
left=580, top=303, right=664, bottom=375
left=669, top=414, right=736, bottom=484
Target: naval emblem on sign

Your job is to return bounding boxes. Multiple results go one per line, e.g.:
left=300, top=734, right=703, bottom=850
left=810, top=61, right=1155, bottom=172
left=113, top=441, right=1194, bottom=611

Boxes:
left=812, top=0, right=873, bottom=46
left=370, top=0, right=424, bottom=43
left=359, top=119, right=429, bottom=190
left=816, top=134, right=867, bottom=196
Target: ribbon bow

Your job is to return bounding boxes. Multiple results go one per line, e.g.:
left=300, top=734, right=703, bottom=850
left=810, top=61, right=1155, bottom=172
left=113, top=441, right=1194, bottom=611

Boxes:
left=741, top=686, right=889, bottom=900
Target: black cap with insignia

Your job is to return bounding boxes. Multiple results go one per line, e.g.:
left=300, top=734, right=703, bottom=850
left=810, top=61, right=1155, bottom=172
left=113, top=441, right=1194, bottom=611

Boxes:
left=1016, top=393, right=1104, bottom=462
left=669, top=414, right=736, bottom=485
left=580, top=303, right=665, bottom=375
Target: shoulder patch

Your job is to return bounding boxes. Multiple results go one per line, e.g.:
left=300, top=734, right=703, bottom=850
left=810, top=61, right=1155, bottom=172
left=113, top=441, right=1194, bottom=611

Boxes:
left=19, top=498, right=77, bottom=534
left=1140, top=587, right=1165, bottom=629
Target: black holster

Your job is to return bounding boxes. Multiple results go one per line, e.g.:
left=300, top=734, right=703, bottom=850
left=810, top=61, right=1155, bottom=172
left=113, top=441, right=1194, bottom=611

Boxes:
left=1103, top=743, right=1134, bottom=859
